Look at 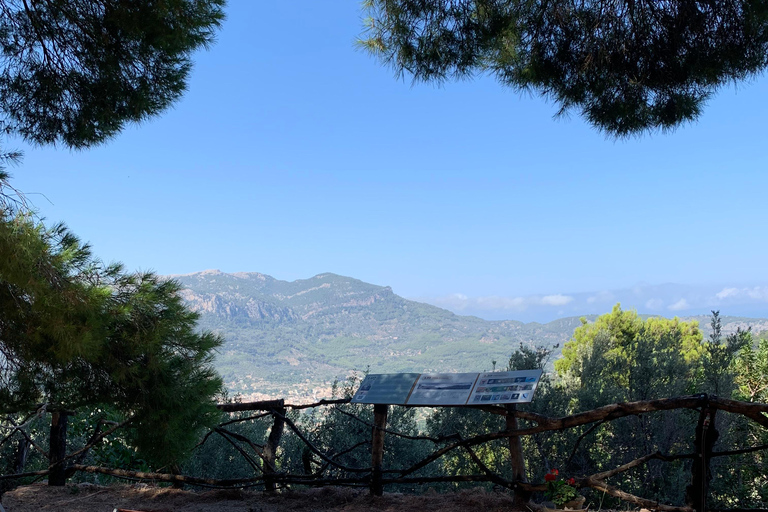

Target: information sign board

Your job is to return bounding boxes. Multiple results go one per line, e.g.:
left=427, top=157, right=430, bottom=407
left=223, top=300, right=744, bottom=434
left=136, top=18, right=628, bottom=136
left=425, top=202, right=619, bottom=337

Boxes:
left=467, top=369, right=543, bottom=405
left=406, top=373, right=480, bottom=406
left=350, top=373, right=420, bottom=405
left=350, top=370, right=545, bottom=406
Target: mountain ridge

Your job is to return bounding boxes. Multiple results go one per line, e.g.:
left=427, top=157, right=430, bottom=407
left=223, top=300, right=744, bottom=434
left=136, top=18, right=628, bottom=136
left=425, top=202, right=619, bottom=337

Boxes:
left=172, top=270, right=768, bottom=401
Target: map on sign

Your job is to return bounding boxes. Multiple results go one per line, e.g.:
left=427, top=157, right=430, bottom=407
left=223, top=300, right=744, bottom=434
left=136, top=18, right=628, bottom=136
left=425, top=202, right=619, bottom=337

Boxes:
left=406, top=373, right=480, bottom=406
left=467, top=369, right=543, bottom=405
left=350, top=373, right=420, bottom=405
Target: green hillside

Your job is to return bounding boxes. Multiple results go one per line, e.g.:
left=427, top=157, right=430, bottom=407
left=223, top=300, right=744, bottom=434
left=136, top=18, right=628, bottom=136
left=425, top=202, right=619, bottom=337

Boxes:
left=173, top=270, right=768, bottom=399
left=173, top=271, right=572, bottom=396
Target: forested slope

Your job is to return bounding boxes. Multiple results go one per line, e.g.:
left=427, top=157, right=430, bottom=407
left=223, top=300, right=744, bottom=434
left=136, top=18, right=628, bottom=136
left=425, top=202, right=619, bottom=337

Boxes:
left=173, top=270, right=768, bottom=398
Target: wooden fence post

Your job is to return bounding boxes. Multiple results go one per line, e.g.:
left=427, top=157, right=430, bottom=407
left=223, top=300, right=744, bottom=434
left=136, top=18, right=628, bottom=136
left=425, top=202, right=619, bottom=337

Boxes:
left=48, top=411, right=69, bottom=486
left=506, top=404, right=531, bottom=506
left=263, top=403, right=286, bottom=492
left=686, top=396, right=719, bottom=512
left=370, top=404, right=388, bottom=496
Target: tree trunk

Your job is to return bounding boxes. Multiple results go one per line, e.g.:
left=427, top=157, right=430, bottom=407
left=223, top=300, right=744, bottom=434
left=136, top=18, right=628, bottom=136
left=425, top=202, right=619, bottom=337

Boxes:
left=48, top=412, right=69, bottom=486
left=13, top=438, right=30, bottom=475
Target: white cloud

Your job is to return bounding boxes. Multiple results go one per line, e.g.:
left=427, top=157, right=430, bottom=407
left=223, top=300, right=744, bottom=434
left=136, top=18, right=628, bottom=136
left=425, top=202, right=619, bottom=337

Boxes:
left=540, top=294, right=574, bottom=306
left=668, top=299, right=689, bottom=311
left=476, top=296, right=526, bottom=310
left=587, top=291, right=614, bottom=304
left=427, top=293, right=471, bottom=311
left=746, top=287, right=768, bottom=301
left=424, top=292, right=573, bottom=312
left=713, top=286, right=768, bottom=302
left=645, top=298, right=664, bottom=310
left=427, top=293, right=528, bottom=312
left=716, top=287, right=740, bottom=300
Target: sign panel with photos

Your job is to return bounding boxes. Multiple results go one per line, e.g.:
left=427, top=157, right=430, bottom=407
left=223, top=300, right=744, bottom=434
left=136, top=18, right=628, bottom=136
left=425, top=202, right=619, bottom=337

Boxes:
left=468, top=369, right=543, bottom=405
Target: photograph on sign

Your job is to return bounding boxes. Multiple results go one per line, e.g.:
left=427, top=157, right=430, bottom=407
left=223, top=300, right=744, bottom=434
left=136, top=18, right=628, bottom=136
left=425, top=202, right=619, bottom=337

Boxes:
left=406, top=373, right=480, bottom=406
left=468, top=369, right=544, bottom=405
left=350, top=373, right=420, bottom=405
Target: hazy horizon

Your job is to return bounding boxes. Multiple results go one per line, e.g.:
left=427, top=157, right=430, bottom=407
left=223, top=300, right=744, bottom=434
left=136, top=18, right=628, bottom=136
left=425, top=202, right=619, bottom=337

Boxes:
left=170, top=269, right=768, bottom=325
left=416, top=282, right=768, bottom=324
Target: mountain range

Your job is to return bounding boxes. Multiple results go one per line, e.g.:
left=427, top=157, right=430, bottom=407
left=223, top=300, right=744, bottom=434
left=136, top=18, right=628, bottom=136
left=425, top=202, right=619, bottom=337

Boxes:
left=172, top=270, right=768, bottom=401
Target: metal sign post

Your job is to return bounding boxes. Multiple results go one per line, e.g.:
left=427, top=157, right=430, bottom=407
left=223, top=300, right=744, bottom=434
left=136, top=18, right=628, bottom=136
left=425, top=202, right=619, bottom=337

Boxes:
left=370, top=404, right=388, bottom=496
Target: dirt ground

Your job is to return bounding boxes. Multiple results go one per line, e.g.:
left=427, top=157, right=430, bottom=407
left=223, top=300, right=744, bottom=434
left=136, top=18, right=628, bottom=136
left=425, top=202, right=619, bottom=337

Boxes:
left=1, top=483, right=526, bottom=512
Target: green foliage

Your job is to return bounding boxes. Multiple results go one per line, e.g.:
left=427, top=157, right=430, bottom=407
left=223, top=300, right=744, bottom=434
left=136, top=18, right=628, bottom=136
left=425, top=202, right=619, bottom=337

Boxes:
left=0, top=0, right=225, bottom=148
left=0, top=0, right=227, bottom=474
left=734, top=335, right=768, bottom=402
left=711, top=328, right=768, bottom=507
left=548, top=306, right=699, bottom=503
left=508, top=342, right=556, bottom=374
left=66, top=406, right=151, bottom=479
left=531, top=306, right=768, bottom=507
left=0, top=410, right=50, bottom=492
left=700, top=311, right=751, bottom=396
left=555, top=304, right=703, bottom=400
left=359, top=0, right=768, bottom=136
left=416, top=307, right=766, bottom=507
left=0, top=207, right=224, bottom=466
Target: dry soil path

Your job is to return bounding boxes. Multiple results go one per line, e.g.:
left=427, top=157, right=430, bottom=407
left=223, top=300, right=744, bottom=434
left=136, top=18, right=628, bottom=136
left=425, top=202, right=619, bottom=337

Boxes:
left=2, top=483, right=524, bottom=512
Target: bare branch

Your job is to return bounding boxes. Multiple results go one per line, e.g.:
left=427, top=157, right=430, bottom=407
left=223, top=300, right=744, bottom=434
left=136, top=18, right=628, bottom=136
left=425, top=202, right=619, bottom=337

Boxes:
left=585, top=478, right=693, bottom=512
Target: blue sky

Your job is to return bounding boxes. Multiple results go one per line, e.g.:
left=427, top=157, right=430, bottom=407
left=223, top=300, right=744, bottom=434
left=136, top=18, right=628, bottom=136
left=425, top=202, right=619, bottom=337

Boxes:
left=9, top=2, right=768, bottom=322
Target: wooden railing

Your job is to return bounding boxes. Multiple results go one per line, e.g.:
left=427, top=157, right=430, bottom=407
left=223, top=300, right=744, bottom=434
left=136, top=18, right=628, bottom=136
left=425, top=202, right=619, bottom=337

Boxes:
left=2, top=393, right=768, bottom=512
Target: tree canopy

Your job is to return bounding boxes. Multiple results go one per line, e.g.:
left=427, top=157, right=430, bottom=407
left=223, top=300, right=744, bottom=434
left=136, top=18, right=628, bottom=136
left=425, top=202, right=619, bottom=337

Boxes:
left=0, top=180, right=224, bottom=465
left=555, top=304, right=704, bottom=399
left=0, top=0, right=227, bottom=467
left=359, top=0, right=768, bottom=136
left=0, top=0, right=224, bottom=148
left=547, top=307, right=763, bottom=504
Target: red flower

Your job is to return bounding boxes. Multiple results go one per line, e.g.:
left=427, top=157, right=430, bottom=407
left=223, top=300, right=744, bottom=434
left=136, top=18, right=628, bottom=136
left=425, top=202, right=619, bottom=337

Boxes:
left=568, top=478, right=576, bottom=486
left=544, top=473, right=557, bottom=482
left=551, top=468, right=559, bottom=475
